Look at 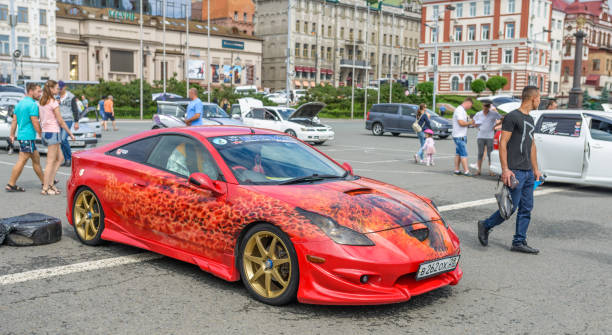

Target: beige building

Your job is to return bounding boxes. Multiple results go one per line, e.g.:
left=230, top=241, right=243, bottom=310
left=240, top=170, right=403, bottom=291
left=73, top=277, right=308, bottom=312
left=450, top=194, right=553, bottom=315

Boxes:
left=256, top=0, right=421, bottom=91
left=55, top=2, right=262, bottom=87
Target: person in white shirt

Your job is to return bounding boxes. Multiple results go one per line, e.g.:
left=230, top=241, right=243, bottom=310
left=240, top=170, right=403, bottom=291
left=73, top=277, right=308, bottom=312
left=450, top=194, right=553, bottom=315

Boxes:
left=451, top=97, right=475, bottom=176
left=473, top=102, right=502, bottom=175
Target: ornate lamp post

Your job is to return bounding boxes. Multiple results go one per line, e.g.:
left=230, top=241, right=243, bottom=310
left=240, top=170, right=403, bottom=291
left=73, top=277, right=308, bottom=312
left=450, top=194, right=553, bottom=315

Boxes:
left=568, top=17, right=587, bottom=109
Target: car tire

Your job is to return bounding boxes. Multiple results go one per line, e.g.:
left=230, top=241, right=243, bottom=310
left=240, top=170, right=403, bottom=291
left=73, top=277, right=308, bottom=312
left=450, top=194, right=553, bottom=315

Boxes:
left=313, top=141, right=325, bottom=145
left=285, top=129, right=297, bottom=138
left=72, top=187, right=106, bottom=246
left=238, top=223, right=299, bottom=306
left=152, top=125, right=160, bottom=129
left=391, top=132, right=400, bottom=137
left=372, top=122, right=384, bottom=136
left=438, top=135, right=449, bottom=139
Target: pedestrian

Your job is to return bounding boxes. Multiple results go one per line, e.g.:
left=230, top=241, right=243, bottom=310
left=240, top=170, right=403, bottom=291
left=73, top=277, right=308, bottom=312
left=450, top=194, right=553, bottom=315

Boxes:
left=104, top=95, right=118, bottom=131
left=477, top=86, right=543, bottom=254
left=81, top=95, right=88, bottom=111
left=98, top=96, right=107, bottom=130
left=5, top=83, right=44, bottom=192
left=439, top=105, right=446, bottom=117
left=452, top=97, right=475, bottom=176
left=39, top=80, right=75, bottom=195
left=413, top=103, right=432, bottom=164
left=57, top=81, right=80, bottom=167
left=422, top=128, right=436, bottom=166
left=546, top=100, right=558, bottom=110
left=185, top=88, right=204, bottom=126
left=221, top=98, right=230, bottom=112
left=473, top=102, right=502, bottom=176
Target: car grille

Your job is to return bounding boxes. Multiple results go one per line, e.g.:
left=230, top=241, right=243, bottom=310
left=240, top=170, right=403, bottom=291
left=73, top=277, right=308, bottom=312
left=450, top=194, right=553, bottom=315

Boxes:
left=408, top=227, right=429, bottom=242
left=317, top=129, right=328, bottom=132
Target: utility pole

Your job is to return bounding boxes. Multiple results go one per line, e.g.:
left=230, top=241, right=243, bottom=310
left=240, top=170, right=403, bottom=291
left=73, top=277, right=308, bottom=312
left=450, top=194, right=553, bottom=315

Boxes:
left=364, top=1, right=369, bottom=120
left=185, top=2, right=190, bottom=97
left=163, top=0, right=167, bottom=94
left=139, top=0, right=144, bottom=120
left=389, top=11, right=393, bottom=103
left=285, top=0, right=292, bottom=107
left=350, top=3, right=356, bottom=119
left=207, top=0, right=211, bottom=102
left=377, top=2, right=382, bottom=104
left=9, top=0, right=17, bottom=85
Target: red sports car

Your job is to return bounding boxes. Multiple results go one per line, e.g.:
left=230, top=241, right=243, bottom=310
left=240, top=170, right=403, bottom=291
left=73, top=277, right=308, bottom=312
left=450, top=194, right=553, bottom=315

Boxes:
left=66, top=126, right=462, bottom=305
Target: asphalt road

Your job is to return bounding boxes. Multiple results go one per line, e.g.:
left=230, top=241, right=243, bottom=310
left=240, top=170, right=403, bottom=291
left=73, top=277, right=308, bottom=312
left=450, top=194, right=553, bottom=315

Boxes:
left=1, top=120, right=611, bottom=334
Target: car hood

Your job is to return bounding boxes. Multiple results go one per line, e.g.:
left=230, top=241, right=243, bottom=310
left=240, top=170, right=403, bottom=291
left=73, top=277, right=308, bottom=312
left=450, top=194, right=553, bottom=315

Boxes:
left=209, top=117, right=243, bottom=126
left=289, top=102, right=325, bottom=120
left=430, top=115, right=450, bottom=125
left=245, top=177, right=441, bottom=234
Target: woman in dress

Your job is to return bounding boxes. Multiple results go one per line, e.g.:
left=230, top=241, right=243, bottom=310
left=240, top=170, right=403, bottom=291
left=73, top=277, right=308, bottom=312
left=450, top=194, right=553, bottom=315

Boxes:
left=414, top=103, right=432, bottom=164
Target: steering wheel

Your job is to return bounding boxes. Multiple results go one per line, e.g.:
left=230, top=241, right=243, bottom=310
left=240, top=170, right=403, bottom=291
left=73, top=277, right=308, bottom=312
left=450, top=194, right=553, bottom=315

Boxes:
left=232, top=165, right=248, bottom=172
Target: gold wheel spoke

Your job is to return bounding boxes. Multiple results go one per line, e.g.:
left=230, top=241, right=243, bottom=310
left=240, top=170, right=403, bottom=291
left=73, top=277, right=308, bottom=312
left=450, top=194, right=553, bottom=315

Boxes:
left=244, top=254, right=264, bottom=265
left=255, top=235, right=267, bottom=257
left=272, top=269, right=288, bottom=288
left=75, top=207, right=87, bottom=216
left=269, top=237, right=278, bottom=259
left=264, top=272, right=272, bottom=297
left=91, top=213, right=100, bottom=219
left=83, top=220, right=91, bottom=240
left=273, top=258, right=289, bottom=266
left=249, top=267, right=264, bottom=284
left=88, top=196, right=95, bottom=212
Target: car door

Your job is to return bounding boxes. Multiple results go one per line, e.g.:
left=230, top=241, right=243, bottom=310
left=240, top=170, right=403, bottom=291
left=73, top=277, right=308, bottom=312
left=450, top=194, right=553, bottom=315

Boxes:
left=382, top=105, right=400, bottom=130
left=399, top=105, right=417, bottom=132
left=242, top=109, right=264, bottom=127
left=534, top=113, right=586, bottom=178
left=584, top=115, right=612, bottom=186
left=260, top=109, right=281, bottom=131
left=143, top=134, right=229, bottom=254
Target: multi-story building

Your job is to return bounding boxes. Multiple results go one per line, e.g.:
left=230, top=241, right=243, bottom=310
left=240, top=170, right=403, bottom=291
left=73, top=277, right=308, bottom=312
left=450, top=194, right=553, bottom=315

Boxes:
left=0, top=0, right=57, bottom=84
left=55, top=2, right=262, bottom=87
left=419, top=0, right=553, bottom=96
left=256, top=0, right=421, bottom=91
left=192, top=0, right=255, bottom=36
left=559, top=0, right=612, bottom=99
left=549, top=0, right=566, bottom=97
left=57, top=0, right=191, bottom=18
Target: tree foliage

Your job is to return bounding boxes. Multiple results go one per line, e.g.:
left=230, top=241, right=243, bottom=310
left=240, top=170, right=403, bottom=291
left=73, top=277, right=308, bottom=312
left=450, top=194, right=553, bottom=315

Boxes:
left=471, top=79, right=486, bottom=95
left=485, top=76, right=508, bottom=94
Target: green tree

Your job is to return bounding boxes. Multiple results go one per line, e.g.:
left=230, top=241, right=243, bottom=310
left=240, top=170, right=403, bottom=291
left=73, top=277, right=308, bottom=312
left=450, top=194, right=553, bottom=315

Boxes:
left=486, top=76, right=507, bottom=94
left=471, top=79, right=486, bottom=96
left=600, top=87, right=609, bottom=103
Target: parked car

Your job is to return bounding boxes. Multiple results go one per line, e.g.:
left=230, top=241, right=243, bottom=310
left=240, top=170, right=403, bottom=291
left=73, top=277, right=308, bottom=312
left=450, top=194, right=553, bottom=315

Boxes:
left=79, top=107, right=102, bottom=138
left=477, top=95, right=521, bottom=113
left=365, top=103, right=452, bottom=139
left=490, top=110, right=612, bottom=187
left=264, top=93, right=288, bottom=105
left=242, top=102, right=334, bottom=145
left=230, top=97, right=264, bottom=119
left=0, top=96, right=22, bottom=150
left=152, top=100, right=243, bottom=129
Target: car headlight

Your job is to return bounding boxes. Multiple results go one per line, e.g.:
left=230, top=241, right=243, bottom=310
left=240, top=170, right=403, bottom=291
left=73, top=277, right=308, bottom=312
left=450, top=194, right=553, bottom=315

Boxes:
left=431, top=120, right=441, bottom=128
left=300, top=127, right=314, bottom=132
left=86, top=132, right=96, bottom=138
left=297, top=208, right=375, bottom=246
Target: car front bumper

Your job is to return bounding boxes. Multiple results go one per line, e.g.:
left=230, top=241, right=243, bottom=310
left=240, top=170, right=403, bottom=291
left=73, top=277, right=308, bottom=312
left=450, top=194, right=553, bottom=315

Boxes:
left=299, top=130, right=335, bottom=142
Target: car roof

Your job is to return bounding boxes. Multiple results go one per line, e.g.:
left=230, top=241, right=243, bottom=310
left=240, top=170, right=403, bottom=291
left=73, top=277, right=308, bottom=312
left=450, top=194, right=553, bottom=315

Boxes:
left=532, top=109, right=612, bottom=118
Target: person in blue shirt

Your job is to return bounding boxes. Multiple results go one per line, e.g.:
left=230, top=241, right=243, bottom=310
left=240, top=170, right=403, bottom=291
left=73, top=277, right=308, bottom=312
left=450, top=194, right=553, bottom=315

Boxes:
left=185, top=88, right=204, bottom=126
left=6, top=83, right=45, bottom=192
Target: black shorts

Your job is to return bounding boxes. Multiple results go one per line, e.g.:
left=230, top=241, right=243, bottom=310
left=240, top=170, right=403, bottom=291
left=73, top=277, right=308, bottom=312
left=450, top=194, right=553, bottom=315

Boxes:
left=19, top=140, right=37, bottom=153
left=477, top=138, right=494, bottom=161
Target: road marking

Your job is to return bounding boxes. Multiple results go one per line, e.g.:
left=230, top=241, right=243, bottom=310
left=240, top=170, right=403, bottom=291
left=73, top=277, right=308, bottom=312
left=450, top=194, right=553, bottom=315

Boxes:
left=437, top=187, right=571, bottom=212
left=0, top=161, right=70, bottom=176
left=0, top=253, right=163, bottom=286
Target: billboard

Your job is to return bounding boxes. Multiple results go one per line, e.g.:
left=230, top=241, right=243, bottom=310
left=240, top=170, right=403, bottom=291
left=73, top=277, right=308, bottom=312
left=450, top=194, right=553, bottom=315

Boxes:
left=188, top=60, right=206, bottom=80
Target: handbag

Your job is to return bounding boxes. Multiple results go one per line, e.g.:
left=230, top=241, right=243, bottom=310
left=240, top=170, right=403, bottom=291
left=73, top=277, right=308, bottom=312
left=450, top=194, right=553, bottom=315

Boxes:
left=412, top=114, right=423, bottom=133
left=495, top=179, right=515, bottom=220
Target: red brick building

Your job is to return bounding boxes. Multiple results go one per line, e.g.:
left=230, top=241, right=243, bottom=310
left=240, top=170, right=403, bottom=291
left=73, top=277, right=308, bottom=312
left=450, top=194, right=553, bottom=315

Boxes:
left=192, top=0, right=255, bottom=36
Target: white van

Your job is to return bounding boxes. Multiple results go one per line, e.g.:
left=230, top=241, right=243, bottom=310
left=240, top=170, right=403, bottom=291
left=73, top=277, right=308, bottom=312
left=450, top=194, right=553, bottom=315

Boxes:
left=234, top=85, right=258, bottom=95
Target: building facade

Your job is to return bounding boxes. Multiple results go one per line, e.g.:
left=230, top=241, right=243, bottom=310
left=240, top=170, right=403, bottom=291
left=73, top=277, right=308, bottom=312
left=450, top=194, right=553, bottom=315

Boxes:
left=0, top=0, right=57, bottom=84
left=419, top=0, right=553, bottom=96
left=193, top=0, right=255, bottom=36
left=256, top=0, right=421, bottom=91
left=55, top=2, right=262, bottom=88
left=58, top=0, right=191, bottom=18
left=549, top=0, right=566, bottom=97
left=559, top=0, right=612, bottom=99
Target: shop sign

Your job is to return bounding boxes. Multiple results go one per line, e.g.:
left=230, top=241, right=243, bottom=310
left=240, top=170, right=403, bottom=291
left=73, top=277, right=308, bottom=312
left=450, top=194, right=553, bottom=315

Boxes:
left=222, top=40, right=245, bottom=50
left=108, top=9, right=135, bottom=21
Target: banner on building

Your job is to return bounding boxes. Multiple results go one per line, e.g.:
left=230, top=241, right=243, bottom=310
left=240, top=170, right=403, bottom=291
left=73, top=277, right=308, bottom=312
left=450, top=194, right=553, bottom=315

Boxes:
left=211, top=64, right=219, bottom=83
left=246, top=65, right=254, bottom=85
left=188, top=60, right=206, bottom=80
left=222, top=65, right=232, bottom=83
left=233, top=65, right=242, bottom=84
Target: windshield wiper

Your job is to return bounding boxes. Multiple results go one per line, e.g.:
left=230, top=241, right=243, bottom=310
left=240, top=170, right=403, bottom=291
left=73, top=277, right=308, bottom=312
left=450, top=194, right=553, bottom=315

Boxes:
left=280, top=174, right=345, bottom=185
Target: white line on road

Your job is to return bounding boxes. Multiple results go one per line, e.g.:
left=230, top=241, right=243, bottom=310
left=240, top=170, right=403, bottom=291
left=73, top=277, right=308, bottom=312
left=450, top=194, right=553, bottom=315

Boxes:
left=0, top=161, right=70, bottom=176
left=0, top=253, right=163, bottom=286
left=437, top=187, right=571, bottom=212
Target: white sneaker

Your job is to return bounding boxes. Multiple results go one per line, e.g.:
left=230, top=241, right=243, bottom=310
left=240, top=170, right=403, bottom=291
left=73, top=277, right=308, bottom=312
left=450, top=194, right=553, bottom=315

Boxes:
left=414, top=154, right=419, bottom=164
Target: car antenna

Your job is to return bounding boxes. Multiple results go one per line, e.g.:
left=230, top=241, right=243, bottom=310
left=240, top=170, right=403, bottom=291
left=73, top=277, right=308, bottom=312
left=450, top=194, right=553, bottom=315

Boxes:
left=250, top=128, right=255, bottom=134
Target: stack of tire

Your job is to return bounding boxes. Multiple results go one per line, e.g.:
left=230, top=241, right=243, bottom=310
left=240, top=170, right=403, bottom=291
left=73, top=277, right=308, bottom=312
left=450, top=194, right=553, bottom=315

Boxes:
left=0, top=213, right=62, bottom=246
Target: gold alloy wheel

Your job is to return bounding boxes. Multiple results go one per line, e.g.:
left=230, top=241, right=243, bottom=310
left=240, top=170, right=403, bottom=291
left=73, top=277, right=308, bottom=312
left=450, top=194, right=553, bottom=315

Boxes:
left=242, top=231, right=292, bottom=299
left=74, top=190, right=101, bottom=241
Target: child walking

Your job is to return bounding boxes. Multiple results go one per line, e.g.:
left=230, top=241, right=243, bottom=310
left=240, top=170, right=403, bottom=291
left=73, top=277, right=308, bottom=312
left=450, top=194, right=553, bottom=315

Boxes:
left=422, top=129, right=436, bottom=166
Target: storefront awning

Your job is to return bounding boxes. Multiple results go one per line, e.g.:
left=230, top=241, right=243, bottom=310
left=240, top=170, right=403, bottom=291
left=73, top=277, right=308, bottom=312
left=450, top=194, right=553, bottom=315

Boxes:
left=295, top=66, right=304, bottom=72
left=302, top=81, right=310, bottom=87
left=293, top=80, right=302, bottom=87
left=585, top=74, right=600, bottom=86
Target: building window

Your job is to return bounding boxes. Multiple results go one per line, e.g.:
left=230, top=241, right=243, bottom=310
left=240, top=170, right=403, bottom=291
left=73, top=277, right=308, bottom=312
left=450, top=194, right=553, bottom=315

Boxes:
left=320, top=46, right=325, bottom=59
left=303, top=44, right=308, bottom=57
left=234, top=11, right=238, bottom=21
left=554, top=60, right=560, bottom=72
left=508, top=0, right=515, bottom=12
left=327, top=47, right=332, bottom=59
left=505, top=22, right=515, bottom=39
left=371, top=32, right=376, bottom=44
left=68, top=55, right=78, bottom=80
left=565, top=43, right=571, bottom=56
left=465, top=77, right=472, bottom=91
left=482, top=25, right=490, bottom=40
left=39, top=9, right=47, bottom=25
left=556, top=40, right=561, bottom=50
left=40, top=38, right=47, bottom=58
left=0, top=5, right=7, bottom=21
left=243, top=12, right=247, bottom=22
left=295, top=43, right=300, bottom=57
left=17, top=36, right=29, bottom=57
left=467, top=26, right=475, bottom=41
left=17, top=7, right=27, bottom=23
left=557, top=20, right=562, bottom=30
left=340, top=27, right=344, bottom=39
left=593, top=59, right=600, bottom=71
left=553, top=82, right=558, bottom=93
left=0, top=35, right=8, bottom=55
left=538, top=0, right=542, bottom=16
left=480, top=51, right=489, bottom=64
left=433, top=5, right=439, bottom=18
left=469, top=2, right=476, bottom=16
left=431, top=28, right=437, bottom=42
left=504, top=49, right=513, bottom=63
left=430, top=53, right=436, bottom=66
left=328, top=25, right=332, bottom=37
left=312, top=22, right=316, bottom=34
left=395, top=35, right=399, bottom=46
left=484, top=0, right=491, bottom=15
left=456, top=3, right=463, bottom=17
left=454, top=26, right=463, bottom=41
left=451, top=77, right=459, bottom=91
left=350, top=28, right=354, bottom=41
left=296, top=20, right=300, bottom=33
left=303, top=21, right=308, bottom=34
left=382, top=54, right=386, bottom=65
left=110, top=50, right=134, bottom=73
left=339, top=48, right=344, bottom=58
left=466, top=51, right=474, bottom=64
left=311, top=45, right=316, bottom=58
left=453, top=52, right=460, bottom=65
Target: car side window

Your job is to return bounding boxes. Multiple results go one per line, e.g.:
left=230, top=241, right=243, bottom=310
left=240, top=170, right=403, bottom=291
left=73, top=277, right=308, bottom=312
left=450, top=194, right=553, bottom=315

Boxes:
left=589, top=117, right=612, bottom=142
left=252, top=109, right=265, bottom=119
left=264, top=111, right=277, bottom=120
left=401, top=106, right=416, bottom=116
left=536, top=116, right=582, bottom=137
left=146, top=135, right=220, bottom=180
left=107, top=136, right=159, bottom=163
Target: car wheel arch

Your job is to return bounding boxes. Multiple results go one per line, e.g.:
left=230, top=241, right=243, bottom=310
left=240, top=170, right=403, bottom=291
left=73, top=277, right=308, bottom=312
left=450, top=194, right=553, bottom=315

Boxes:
left=233, top=220, right=289, bottom=273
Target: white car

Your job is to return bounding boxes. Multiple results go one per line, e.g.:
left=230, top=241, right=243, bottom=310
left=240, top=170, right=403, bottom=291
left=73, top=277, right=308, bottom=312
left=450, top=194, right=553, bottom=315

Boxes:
left=264, top=93, right=288, bottom=105
left=477, top=95, right=521, bottom=113
left=490, top=110, right=612, bottom=187
left=242, top=102, right=334, bottom=145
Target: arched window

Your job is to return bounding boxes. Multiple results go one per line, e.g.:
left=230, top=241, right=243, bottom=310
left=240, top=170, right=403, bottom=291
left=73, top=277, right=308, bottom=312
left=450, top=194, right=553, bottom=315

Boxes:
left=451, top=77, right=459, bottom=91
left=465, top=76, right=473, bottom=91
left=479, top=75, right=487, bottom=81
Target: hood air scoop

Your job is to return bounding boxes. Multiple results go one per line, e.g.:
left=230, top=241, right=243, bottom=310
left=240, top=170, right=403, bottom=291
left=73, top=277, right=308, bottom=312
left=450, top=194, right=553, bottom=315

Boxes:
left=343, top=188, right=375, bottom=196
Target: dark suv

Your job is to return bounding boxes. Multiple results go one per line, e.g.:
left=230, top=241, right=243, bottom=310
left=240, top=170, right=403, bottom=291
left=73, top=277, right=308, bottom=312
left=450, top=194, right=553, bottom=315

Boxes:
left=365, top=103, right=452, bottom=139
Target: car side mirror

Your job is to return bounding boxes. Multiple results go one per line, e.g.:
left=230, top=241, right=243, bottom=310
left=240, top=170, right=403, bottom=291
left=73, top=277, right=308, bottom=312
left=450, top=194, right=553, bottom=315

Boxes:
left=341, top=162, right=354, bottom=175
left=188, top=172, right=225, bottom=196
left=232, top=114, right=241, bottom=120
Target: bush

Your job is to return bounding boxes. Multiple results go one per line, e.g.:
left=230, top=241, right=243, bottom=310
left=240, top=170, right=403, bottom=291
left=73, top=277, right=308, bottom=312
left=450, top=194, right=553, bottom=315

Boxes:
left=486, top=76, right=507, bottom=94
left=471, top=79, right=486, bottom=95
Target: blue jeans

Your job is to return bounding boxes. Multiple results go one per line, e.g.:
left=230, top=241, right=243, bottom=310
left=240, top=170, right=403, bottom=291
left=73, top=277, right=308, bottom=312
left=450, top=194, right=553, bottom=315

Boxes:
left=60, top=121, right=73, bottom=162
left=453, top=136, right=468, bottom=157
left=484, top=169, right=535, bottom=245
left=416, top=131, right=425, bottom=160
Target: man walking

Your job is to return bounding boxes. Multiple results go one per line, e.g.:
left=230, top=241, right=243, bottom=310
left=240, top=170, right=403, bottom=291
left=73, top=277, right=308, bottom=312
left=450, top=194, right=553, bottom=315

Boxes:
left=5, top=83, right=44, bottom=192
left=98, top=96, right=107, bottom=130
left=477, top=86, right=543, bottom=254
left=57, top=81, right=80, bottom=167
left=185, top=88, right=204, bottom=126
left=473, top=102, right=501, bottom=176
left=104, top=95, right=117, bottom=131
left=452, top=97, right=474, bottom=176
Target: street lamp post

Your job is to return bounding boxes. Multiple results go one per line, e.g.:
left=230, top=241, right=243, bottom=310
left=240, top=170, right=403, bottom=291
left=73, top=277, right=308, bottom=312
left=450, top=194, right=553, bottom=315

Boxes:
left=426, top=5, right=454, bottom=113
left=207, top=0, right=211, bottom=103
left=350, top=3, right=356, bottom=119
left=568, top=30, right=587, bottom=108
left=162, top=0, right=166, bottom=94
left=185, top=2, right=190, bottom=98
left=286, top=0, right=293, bottom=108
left=139, top=0, right=143, bottom=120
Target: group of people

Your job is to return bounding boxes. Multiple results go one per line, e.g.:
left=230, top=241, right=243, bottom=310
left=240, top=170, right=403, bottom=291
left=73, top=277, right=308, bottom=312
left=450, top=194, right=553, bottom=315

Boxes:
left=96, top=95, right=117, bottom=131
left=5, top=81, right=78, bottom=195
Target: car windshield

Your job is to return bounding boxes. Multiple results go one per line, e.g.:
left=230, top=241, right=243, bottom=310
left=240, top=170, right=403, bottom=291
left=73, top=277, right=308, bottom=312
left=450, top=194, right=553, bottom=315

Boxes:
left=203, top=105, right=229, bottom=118
left=209, top=134, right=346, bottom=185
left=275, top=108, right=295, bottom=120
left=426, top=109, right=440, bottom=117
left=158, top=104, right=186, bottom=118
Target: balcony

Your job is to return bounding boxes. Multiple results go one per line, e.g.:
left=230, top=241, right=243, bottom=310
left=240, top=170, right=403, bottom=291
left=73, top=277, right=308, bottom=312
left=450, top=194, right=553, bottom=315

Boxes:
left=340, top=59, right=371, bottom=69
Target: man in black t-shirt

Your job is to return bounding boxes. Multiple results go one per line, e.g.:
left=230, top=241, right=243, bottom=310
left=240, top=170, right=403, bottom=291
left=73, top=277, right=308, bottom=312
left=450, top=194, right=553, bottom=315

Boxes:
left=477, top=86, right=543, bottom=254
